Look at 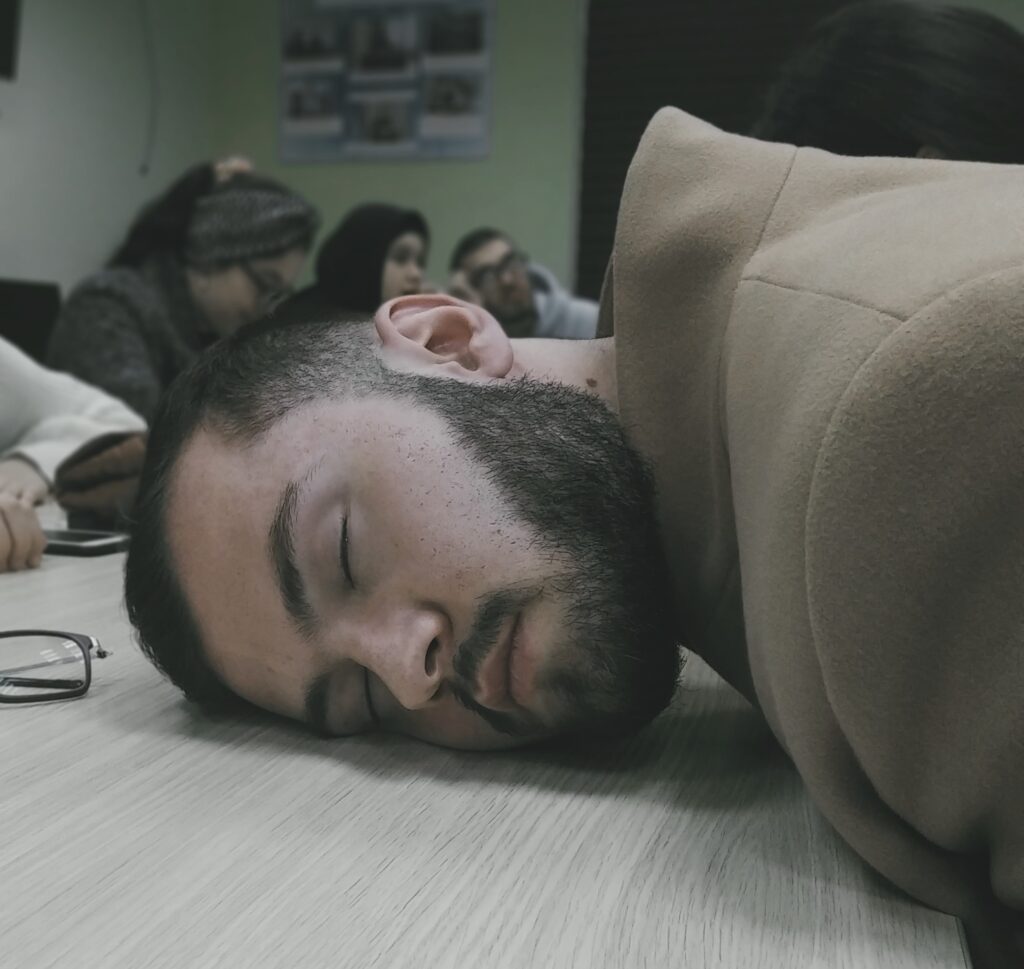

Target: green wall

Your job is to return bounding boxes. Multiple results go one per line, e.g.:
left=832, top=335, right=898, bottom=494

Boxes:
left=211, top=0, right=587, bottom=288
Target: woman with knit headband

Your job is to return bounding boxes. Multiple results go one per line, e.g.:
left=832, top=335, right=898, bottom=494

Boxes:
left=47, top=159, right=320, bottom=422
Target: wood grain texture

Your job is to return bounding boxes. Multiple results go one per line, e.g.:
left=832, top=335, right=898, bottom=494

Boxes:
left=0, top=555, right=969, bottom=968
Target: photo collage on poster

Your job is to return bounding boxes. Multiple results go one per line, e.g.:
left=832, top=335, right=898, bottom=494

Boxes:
left=281, top=0, right=492, bottom=161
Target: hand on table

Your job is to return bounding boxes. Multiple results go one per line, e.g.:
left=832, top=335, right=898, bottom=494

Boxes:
left=214, top=155, right=254, bottom=182
left=0, top=457, right=49, bottom=505
left=447, top=270, right=483, bottom=306
left=0, top=494, right=46, bottom=572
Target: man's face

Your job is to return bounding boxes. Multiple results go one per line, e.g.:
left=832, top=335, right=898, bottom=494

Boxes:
left=461, top=238, right=535, bottom=331
left=167, top=374, right=681, bottom=751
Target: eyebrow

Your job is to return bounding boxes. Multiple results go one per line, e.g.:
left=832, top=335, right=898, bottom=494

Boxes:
left=268, top=469, right=319, bottom=639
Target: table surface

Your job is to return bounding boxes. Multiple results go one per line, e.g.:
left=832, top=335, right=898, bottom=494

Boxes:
left=0, top=553, right=970, bottom=969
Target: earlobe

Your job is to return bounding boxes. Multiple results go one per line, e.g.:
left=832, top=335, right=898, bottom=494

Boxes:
left=374, top=294, right=514, bottom=380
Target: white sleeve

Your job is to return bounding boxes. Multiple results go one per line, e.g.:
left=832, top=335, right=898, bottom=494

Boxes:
left=0, top=338, right=146, bottom=484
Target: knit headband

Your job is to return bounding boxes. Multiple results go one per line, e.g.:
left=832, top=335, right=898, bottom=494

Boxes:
left=184, top=182, right=320, bottom=269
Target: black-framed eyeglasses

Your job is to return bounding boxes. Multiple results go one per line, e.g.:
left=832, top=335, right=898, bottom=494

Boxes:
left=0, top=630, right=109, bottom=704
left=468, top=250, right=528, bottom=293
left=241, top=262, right=293, bottom=314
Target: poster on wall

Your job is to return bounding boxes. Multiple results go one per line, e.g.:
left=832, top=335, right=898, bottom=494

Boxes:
left=280, top=0, right=493, bottom=162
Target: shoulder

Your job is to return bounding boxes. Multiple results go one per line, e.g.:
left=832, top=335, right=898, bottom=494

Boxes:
left=808, top=263, right=1024, bottom=537
left=803, top=263, right=1024, bottom=844
left=808, top=263, right=1024, bottom=625
left=528, top=264, right=598, bottom=339
left=49, top=267, right=170, bottom=363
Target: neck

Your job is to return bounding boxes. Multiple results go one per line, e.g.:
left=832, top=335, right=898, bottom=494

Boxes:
left=507, top=337, right=619, bottom=413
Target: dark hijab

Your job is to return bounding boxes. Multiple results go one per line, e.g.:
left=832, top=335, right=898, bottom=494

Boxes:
left=284, top=202, right=429, bottom=319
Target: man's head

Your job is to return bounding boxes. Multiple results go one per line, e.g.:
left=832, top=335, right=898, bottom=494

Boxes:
left=449, top=229, right=536, bottom=336
left=125, top=295, right=682, bottom=751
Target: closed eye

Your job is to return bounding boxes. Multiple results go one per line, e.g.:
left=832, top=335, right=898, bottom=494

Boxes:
left=339, top=514, right=355, bottom=589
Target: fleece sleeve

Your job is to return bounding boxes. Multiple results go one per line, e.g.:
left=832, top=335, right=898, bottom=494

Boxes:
left=46, top=287, right=164, bottom=421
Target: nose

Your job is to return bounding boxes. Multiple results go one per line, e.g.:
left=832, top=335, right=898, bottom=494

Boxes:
left=349, top=603, right=453, bottom=710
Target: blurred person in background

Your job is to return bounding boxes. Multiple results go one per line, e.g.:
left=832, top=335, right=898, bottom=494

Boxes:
left=751, top=0, right=1024, bottom=163
left=0, top=336, right=145, bottom=572
left=448, top=228, right=596, bottom=340
left=282, top=202, right=430, bottom=320
left=47, top=158, right=320, bottom=421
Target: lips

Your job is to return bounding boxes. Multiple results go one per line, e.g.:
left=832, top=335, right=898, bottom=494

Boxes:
left=473, top=612, right=520, bottom=712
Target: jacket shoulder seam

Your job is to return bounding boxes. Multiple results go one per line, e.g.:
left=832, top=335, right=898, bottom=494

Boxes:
left=741, top=276, right=908, bottom=324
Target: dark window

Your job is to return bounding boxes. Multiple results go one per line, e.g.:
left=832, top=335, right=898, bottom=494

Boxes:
left=575, top=0, right=852, bottom=299
left=0, top=0, right=21, bottom=80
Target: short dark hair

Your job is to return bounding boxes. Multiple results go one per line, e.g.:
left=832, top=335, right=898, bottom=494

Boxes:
left=751, top=0, right=1024, bottom=163
left=124, top=313, right=389, bottom=714
left=449, top=227, right=508, bottom=272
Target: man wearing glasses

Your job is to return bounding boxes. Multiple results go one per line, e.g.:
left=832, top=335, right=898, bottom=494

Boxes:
left=448, top=228, right=597, bottom=340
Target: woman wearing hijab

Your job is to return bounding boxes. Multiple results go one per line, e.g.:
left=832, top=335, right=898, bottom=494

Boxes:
left=46, top=160, right=320, bottom=421
left=282, top=202, right=429, bottom=319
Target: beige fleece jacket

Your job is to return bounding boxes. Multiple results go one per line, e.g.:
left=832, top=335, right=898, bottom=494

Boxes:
left=600, top=107, right=1024, bottom=960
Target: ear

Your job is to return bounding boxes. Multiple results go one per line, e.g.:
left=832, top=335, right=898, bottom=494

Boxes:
left=374, top=294, right=514, bottom=381
left=446, top=269, right=483, bottom=306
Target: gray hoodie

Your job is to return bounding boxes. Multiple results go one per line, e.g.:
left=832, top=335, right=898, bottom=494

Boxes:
left=528, top=263, right=598, bottom=340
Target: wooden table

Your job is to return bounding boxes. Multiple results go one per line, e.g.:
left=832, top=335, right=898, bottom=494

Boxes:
left=0, top=553, right=969, bottom=969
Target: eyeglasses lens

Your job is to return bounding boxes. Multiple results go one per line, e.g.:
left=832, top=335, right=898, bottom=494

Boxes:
left=473, top=252, right=523, bottom=293
left=0, top=636, right=87, bottom=699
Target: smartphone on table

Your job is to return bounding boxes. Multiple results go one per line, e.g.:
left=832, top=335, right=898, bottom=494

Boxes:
left=43, top=528, right=129, bottom=557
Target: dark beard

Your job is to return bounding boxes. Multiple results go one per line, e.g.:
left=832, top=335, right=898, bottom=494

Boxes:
left=399, top=372, right=683, bottom=741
